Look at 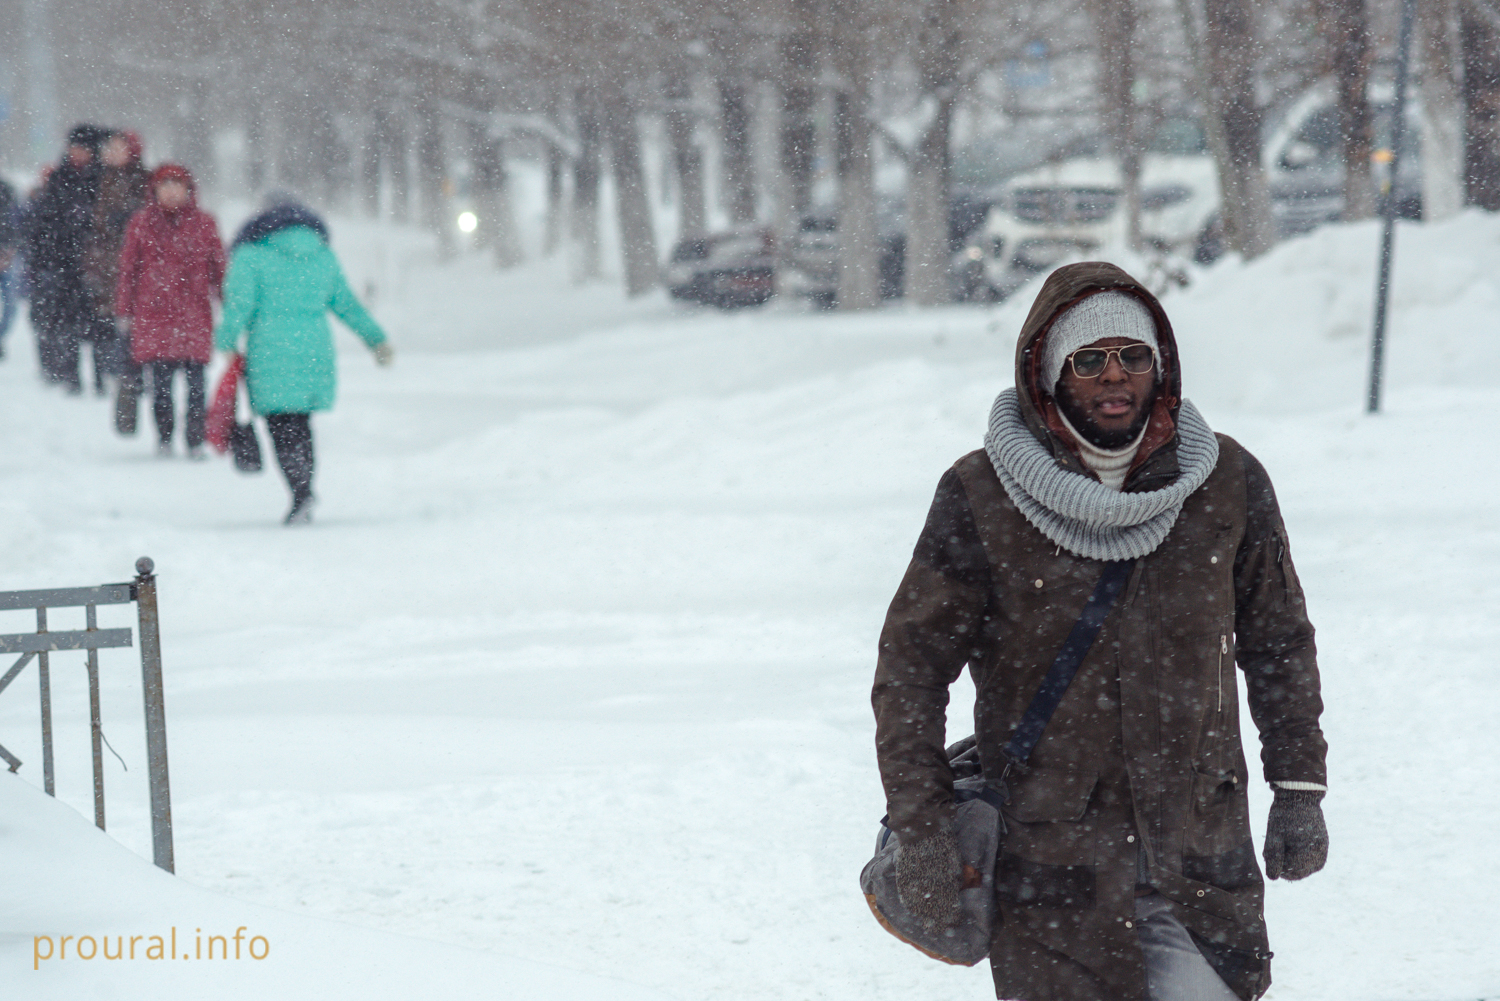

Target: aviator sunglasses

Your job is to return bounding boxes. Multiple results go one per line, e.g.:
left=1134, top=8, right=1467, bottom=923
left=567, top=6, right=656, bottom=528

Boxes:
left=1066, top=343, right=1156, bottom=379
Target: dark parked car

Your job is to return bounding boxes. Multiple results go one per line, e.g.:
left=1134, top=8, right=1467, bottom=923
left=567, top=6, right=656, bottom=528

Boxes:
left=1267, top=97, right=1422, bottom=237
left=779, top=214, right=906, bottom=309
left=665, top=227, right=776, bottom=309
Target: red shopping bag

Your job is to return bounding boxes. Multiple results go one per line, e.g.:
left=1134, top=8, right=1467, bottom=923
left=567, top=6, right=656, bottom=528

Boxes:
left=205, top=354, right=245, bottom=453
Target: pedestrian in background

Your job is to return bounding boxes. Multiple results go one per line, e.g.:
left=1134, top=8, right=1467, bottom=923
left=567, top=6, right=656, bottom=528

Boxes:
left=115, top=164, right=225, bottom=458
left=84, top=130, right=151, bottom=427
left=213, top=194, right=392, bottom=524
left=0, top=177, right=19, bottom=360
left=24, top=124, right=110, bottom=392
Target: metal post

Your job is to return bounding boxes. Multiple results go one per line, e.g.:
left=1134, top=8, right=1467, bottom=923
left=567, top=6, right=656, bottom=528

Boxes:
left=1367, top=0, right=1417, bottom=414
left=86, top=603, right=106, bottom=830
left=133, top=557, right=174, bottom=873
left=37, top=607, right=54, bottom=797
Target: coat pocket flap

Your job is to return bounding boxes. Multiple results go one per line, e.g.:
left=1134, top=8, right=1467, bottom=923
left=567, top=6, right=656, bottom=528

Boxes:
left=1192, top=764, right=1241, bottom=811
left=1003, top=768, right=1099, bottom=823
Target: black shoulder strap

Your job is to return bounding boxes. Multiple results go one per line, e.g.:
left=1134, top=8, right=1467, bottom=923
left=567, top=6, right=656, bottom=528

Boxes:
left=1001, top=559, right=1135, bottom=769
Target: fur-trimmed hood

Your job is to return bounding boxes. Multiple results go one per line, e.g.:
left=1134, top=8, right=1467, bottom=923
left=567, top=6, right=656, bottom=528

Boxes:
left=1011, top=262, right=1184, bottom=493
left=231, top=204, right=329, bottom=250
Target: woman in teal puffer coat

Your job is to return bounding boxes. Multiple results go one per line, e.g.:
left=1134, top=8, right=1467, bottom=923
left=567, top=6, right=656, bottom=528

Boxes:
left=213, top=198, right=392, bottom=524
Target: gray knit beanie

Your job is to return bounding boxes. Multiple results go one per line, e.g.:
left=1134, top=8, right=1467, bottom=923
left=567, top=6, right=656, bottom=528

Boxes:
left=1041, top=291, right=1160, bottom=390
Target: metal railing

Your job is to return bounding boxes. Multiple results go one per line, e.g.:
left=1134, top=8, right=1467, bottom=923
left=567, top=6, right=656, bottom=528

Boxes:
left=0, top=557, right=173, bottom=873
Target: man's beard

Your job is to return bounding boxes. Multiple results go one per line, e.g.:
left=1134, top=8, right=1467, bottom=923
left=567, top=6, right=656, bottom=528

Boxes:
left=1056, top=389, right=1157, bottom=450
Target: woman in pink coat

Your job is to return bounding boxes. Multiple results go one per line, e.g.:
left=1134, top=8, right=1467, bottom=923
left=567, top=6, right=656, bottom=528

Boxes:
left=114, top=164, right=226, bottom=457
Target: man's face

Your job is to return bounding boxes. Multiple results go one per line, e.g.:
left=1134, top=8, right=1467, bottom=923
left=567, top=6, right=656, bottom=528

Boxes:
left=67, top=144, right=93, bottom=168
left=1054, top=336, right=1159, bottom=450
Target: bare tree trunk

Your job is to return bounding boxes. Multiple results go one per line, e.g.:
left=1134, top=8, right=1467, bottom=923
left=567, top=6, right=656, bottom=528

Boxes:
left=543, top=142, right=566, bottom=256
left=276, top=99, right=306, bottom=192
left=779, top=0, right=820, bottom=239
left=832, top=20, right=881, bottom=310
left=470, top=120, right=523, bottom=268
left=905, top=0, right=962, bottom=305
left=417, top=97, right=452, bottom=256
left=1203, top=0, right=1275, bottom=257
left=180, top=79, right=213, bottom=189
left=469, top=120, right=497, bottom=251
left=906, top=99, right=954, bottom=305
left=719, top=80, right=757, bottom=224
left=572, top=90, right=603, bottom=282
left=309, top=104, right=340, bottom=207
left=362, top=104, right=384, bottom=218
left=1462, top=4, right=1500, bottom=209
left=1420, top=0, right=1464, bottom=221
left=665, top=65, right=707, bottom=239
left=247, top=100, right=267, bottom=193
left=490, top=140, right=523, bottom=269
left=1172, top=0, right=1238, bottom=244
left=602, top=89, right=660, bottom=297
left=388, top=110, right=411, bottom=224
left=1320, top=0, right=1375, bottom=220
left=1093, top=0, right=1142, bottom=249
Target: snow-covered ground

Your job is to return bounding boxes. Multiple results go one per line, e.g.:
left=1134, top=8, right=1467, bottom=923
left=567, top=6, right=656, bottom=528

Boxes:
left=2, top=207, right=1497, bottom=1000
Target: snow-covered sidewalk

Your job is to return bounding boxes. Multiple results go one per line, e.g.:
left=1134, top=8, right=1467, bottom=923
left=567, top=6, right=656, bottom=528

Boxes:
left=1, top=775, right=677, bottom=999
left=2, top=210, right=1497, bottom=1000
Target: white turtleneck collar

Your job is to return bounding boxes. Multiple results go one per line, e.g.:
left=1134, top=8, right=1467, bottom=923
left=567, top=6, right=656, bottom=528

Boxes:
left=1056, top=409, right=1147, bottom=492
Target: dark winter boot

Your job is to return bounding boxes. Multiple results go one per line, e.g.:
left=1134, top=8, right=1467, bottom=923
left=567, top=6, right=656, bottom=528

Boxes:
left=115, top=383, right=139, bottom=435
left=283, top=493, right=317, bottom=526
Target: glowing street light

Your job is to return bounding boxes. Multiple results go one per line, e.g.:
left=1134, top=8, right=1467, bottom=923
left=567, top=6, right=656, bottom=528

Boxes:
left=457, top=211, right=478, bottom=234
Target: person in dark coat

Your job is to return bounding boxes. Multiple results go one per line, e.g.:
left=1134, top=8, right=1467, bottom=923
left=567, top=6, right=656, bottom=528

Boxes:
left=0, top=177, right=19, bottom=360
left=25, top=124, right=111, bottom=391
left=114, top=164, right=225, bottom=457
left=84, top=130, right=151, bottom=419
left=872, top=262, right=1327, bottom=1001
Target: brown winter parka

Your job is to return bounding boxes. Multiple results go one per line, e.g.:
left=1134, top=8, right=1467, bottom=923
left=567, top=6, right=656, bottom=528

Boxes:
left=83, top=161, right=150, bottom=316
left=871, top=263, right=1326, bottom=1001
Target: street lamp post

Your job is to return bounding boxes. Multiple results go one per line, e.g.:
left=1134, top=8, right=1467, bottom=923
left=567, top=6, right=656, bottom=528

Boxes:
left=1367, top=0, right=1418, bottom=414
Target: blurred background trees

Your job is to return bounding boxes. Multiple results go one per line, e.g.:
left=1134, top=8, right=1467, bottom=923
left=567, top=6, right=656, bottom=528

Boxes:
left=0, top=0, right=1493, bottom=303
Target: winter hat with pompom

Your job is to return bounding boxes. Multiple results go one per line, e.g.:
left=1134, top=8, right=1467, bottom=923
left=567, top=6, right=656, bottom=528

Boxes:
left=1041, top=290, right=1160, bottom=391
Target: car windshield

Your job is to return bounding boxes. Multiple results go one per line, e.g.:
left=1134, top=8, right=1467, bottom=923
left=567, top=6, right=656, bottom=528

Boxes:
left=1148, top=118, right=1207, bottom=155
left=1012, top=187, right=1119, bottom=224
left=671, top=239, right=710, bottom=263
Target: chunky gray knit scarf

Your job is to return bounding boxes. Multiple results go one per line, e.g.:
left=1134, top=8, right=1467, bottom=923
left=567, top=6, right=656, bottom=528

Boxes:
left=983, top=388, right=1220, bottom=561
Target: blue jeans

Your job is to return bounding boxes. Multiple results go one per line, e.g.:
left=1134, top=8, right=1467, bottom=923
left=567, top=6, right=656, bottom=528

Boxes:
left=1135, top=892, right=1241, bottom=1001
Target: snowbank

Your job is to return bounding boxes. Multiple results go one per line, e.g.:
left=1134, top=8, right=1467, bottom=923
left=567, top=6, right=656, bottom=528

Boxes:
left=0, top=775, right=675, bottom=999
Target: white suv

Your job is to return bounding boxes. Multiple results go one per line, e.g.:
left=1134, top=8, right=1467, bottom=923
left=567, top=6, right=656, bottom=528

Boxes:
left=959, top=153, right=1220, bottom=299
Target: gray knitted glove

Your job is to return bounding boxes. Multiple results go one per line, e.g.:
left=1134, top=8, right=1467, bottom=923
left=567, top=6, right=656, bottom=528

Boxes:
left=1263, top=789, right=1328, bottom=880
left=895, top=828, right=962, bottom=930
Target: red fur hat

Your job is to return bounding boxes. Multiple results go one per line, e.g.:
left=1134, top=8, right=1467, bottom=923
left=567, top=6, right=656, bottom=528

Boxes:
left=150, top=163, right=195, bottom=191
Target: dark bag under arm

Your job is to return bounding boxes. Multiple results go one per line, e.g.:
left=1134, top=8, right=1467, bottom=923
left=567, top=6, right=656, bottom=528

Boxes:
left=860, top=558, right=1135, bottom=966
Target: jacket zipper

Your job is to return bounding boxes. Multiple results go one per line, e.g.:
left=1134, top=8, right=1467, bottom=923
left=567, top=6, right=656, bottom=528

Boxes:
left=1217, top=633, right=1228, bottom=712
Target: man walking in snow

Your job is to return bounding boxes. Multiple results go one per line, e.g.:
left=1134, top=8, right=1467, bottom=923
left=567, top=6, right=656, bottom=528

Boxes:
left=25, top=125, right=110, bottom=391
left=872, top=262, right=1328, bottom=1001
